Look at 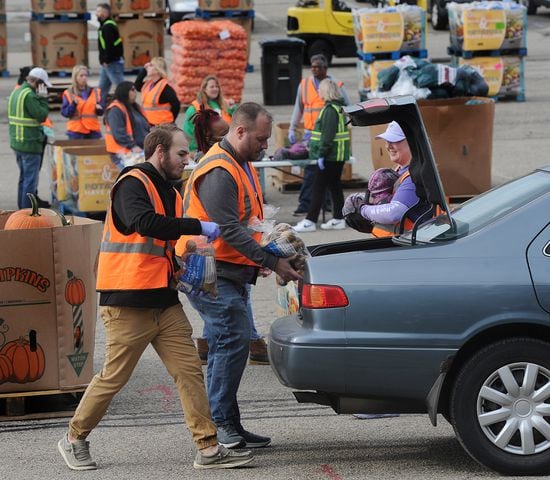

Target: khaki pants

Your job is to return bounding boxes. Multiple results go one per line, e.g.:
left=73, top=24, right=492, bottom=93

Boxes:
left=69, top=304, right=218, bottom=450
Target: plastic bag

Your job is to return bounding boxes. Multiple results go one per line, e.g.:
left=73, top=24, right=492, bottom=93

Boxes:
left=176, top=236, right=218, bottom=298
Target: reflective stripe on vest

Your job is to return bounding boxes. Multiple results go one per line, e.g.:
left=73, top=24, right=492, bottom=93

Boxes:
left=96, top=168, right=183, bottom=291
left=63, top=88, right=101, bottom=134
left=178, top=144, right=263, bottom=265
left=371, top=170, right=414, bottom=238
left=309, top=103, right=350, bottom=162
left=142, top=79, right=173, bottom=125
left=99, top=19, right=122, bottom=51
left=104, top=100, right=133, bottom=155
left=191, top=100, right=232, bottom=125
left=8, top=87, right=40, bottom=142
left=301, top=77, right=325, bottom=131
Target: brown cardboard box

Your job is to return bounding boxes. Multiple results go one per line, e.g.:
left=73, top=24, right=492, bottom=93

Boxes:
left=0, top=216, right=102, bottom=394
left=110, top=0, right=166, bottom=15
left=30, top=0, right=88, bottom=14
left=30, top=20, right=88, bottom=72
left=369, top=97, right=495, bottom=197
left=118, top=18, right=164, bottom=70
left=198, top=0, right=254, bottom=11
left=63, top=146, right=120, bottom=212
left=0, top=21, right=6, bottom=72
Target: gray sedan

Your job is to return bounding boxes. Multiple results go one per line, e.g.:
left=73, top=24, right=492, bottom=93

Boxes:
left=269, top=96, right=550, bottom=476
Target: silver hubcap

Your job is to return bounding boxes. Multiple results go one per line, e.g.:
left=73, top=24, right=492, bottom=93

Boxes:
left=477, top=362, right=550, bottom=455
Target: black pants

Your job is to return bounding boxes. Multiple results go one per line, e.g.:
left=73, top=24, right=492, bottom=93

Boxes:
left=306, top=161, right=345, bottom=223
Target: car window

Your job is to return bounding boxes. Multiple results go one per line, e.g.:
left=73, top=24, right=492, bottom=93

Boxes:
left=400, top=170, right=550, bottom=244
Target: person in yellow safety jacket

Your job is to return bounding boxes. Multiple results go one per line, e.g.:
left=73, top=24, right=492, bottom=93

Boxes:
left=178, top=103, right=301, bottom=447
left=104, top=81, right=150, bottom=169
left=287, top=53, right=351, bottom=217
left=344, top=121, right=422, bottom=237
left=135, top=57, right=180, bottom=125
left=183, top=75, right=237, bottom=152
left=294, top=79, right=350, bottom=233
left=58, top=124, right=256, bottom=472
left=61, top=65, right=103, bottom=140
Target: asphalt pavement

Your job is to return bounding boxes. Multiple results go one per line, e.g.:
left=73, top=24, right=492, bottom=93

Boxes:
left=1, top=0, right=550, bottom=479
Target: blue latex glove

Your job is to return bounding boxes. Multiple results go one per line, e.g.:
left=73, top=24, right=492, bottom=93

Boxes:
left=317, top=157, right=325, bottom=170
left=200, top=221, right=221, bottom=243
left=288, top=130, right=296, bottom=145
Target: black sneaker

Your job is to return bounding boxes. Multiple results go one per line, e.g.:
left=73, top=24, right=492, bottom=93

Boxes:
left=193, top=445, right=253, bottom=470
left=236, top=425, right=271, bottom=448
left=217, top=423, right=245, bottom=449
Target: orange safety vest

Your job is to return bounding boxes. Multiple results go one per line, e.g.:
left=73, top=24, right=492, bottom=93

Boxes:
left=96, top=168, right=183, bottom=291
left=178, top=143, right=263, bottom=266
left=191, top=100, right=232, bottom=125
left=14, top=84, right=53, bottom=129
left=371, top=170, right=415, bottom=238
left=141, top=78, right=173, bottom=125
left=301, top=77, right=344, bottom=131
left=63, top=88, right=101, bottom=134
left=104, top=100, right=133, bottom=155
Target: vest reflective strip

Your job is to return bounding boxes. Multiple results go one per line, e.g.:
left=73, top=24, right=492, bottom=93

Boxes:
left=99, top=19, right=122, bottom=50
left=182, top=152, right=253, bottom=227
left=143, top=80, right=171, bottom=112
left=8, top=88, right=39, bottom=142
left=310, top=104, right=350, bottom=162
left=302, top=78, right=323, bottom=116
left=64, top=90, right=98, bottom=120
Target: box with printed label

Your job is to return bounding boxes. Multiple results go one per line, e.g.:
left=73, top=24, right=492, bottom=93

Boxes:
left=198, top=0, right=254, bottom=11
left=110, top=0, right=166, bottom=15
left=0, top=215, right=102, bottom=394
left=118, top=17, right=164, bottom=70
left=30, top=0, right=88, bottom=15
left=30, top=20, right=88, bottom=71
left=357, top=59, right=395, bottom=94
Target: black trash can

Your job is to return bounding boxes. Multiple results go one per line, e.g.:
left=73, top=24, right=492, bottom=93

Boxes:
left=259, top=38, right=305, bottom=106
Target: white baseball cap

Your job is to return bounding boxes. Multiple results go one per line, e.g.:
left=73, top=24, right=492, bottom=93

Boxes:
left=28, top=67, right=52, bottom=87
left=376, top=121, right=406, bottom=143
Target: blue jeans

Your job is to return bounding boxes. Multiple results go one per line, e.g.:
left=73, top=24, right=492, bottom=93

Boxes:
left=187, top=278, right=251, bottom=427
left=14, top=151, right=42, bottom=208
left=99, top=59, right=125, bottom=107
left=67, top=131, right=102, bottom=140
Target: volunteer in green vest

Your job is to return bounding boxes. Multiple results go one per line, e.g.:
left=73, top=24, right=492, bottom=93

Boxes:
left=96, top=3, right=124, bottom=108
left=294, top=78, right=350, bottom=233
left=7, top=67, right=51, bottom=209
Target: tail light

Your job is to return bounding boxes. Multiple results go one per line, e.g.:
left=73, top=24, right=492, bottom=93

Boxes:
left=301, top=284, right=349, bottom=309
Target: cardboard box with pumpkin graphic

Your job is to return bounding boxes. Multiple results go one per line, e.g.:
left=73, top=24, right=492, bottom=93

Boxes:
left=118, top=17, right=164, bottom=70
left=30, top=0, right=88, bottom=15
left=0, top=215, right=102, bottom=394
left=110, top=0, right=166, bottom=15
left=198, top=0, right=254, bottom=11
left=30, top=20, right=88, bottom=72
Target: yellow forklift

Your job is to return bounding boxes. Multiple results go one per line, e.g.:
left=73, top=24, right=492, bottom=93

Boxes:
left=287, top=0, right=427, bottom=64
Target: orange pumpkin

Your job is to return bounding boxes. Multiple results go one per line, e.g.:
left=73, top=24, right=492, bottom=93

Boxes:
left=4, top=193, right=68, bottom=230
left=65, top=270, right=86, bottom=306
left=0, top=353, right=13, bottom=384
left=0, top=337, right=45, bottom=384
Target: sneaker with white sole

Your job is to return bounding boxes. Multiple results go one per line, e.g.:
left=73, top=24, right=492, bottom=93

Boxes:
left=294, top=219, right=316, bottom=233
left=217, top=423, right=245, bottom=448
left=321, top=218, right=346, bottom=230
left=237, top=427, right=271, bottom=448
left=58, top=434, right=97, bottom=471
left=194, top=445, right=253, bottom=470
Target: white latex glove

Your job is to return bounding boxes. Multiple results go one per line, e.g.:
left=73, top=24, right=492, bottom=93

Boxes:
left=37, top=83, right=48, bottom=98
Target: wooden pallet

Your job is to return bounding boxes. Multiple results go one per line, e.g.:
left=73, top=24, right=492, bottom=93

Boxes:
left=271, top=175, right=367, bottom=193
left=0, top=388, right=85, bottom=421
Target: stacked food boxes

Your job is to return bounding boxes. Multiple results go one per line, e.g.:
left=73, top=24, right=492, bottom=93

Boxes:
left=111, top=0, right=166, bottom=72
left=0, top=0, right=6, bottom=76
left=30, top=0, right=89, bottom=75
left=196, top=0, right=254, bottom=68
left=353, top=5, right=427, bottom=100
left=447, top=1, right=527, bottom=101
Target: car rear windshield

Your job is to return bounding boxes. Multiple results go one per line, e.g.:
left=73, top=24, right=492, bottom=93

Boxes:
left=400, top=170, right=550, bottom=244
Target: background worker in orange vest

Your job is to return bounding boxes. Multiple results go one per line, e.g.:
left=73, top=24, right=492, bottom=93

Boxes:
left=58, top=123, right=254, bottom=472
left=134, top=57, right=180, bottom=125
left=287, top=54, right=350, bottom=216
left=180, top=103, right=302, bottom=450
left=104, top=81, right=150, bottom=169
left=183, top=75, right=237, bottom=152
left=61, top=65, right=103, bottom=139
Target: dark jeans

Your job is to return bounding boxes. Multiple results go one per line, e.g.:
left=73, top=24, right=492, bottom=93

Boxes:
left=297, top=164, right=332, bottom=212
left=67, top=131, right=102, bottom=140
left=14, top=150, right=42, bottom=208
left=306, top=161, right=345, bottom=223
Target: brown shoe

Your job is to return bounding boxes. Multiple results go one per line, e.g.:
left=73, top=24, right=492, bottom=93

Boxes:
left=196, top=338, right=208, bottom=365
left=249, top=338, right=269, bottom=365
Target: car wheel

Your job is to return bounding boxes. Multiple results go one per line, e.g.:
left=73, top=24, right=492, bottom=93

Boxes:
left=308, top=39, right=333, bottom=66
left=430, top=0, right=448, bottom=30
left=450, top=338, right=550, bottom=475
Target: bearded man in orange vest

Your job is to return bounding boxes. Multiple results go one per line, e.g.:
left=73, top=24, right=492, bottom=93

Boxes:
left=58, top=124, right=254, bottom=472
left=181, top=103, right=302, bottom=450
left=287, top=53, right=350, bottom=216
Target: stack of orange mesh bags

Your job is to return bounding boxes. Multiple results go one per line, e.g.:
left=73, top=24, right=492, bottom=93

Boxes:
left=170, top=20, right=248, bottom=104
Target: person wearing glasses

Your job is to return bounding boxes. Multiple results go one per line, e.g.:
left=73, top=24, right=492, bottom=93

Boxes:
left=287, top=54, right=350, bottom=217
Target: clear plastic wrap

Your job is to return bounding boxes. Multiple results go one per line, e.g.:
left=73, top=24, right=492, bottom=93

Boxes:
left=176, top=236, right=218, bottom=298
